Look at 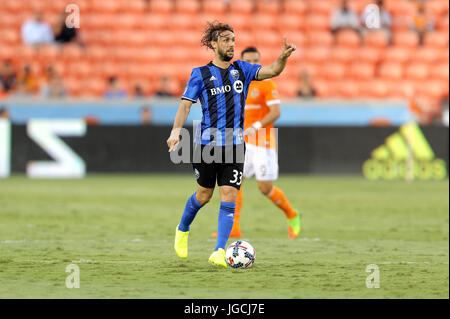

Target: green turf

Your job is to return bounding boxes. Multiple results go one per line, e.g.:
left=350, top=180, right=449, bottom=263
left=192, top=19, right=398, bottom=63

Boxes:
left=0, top=174, right=448, bottom=298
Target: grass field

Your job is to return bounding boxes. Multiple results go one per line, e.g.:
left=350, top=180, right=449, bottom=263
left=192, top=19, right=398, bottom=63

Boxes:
left=0, top=174, right=448, bottom=299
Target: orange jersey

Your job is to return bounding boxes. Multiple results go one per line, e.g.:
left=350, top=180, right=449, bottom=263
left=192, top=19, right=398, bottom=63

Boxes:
left=244, top=79, right=280, bottom=149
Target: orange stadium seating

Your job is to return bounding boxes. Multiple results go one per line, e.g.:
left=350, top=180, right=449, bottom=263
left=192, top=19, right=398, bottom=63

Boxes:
left=0, top=0, right=448, bottom=112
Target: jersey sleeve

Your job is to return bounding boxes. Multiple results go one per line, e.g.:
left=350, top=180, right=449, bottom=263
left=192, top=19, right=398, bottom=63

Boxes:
left=236, top=60, right=262, bottom=83
left=263, top=80, right=281, bottom=106
left=181, top=68, right=202, bottom=103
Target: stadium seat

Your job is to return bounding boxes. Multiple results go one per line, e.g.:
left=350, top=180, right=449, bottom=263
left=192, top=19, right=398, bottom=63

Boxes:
left=360, top=79, right=390, bottom=98
left=319, top=62, right=347, bottom=80
left=277, top=14, right=304, bottom=31
left=391, top=16, right=411, bottom=32
left=437, top=14, right=450, bottom=31
left=335, top=29, right=362, bottom=48
left=254, top=30, right=282, bottom=47
left=430, top=63, right=450, bottom=82
left=0, top=45, right=17, bottom=62
left=303, top=47, right=330, bottom=64
left=329, top=47, right=354, bottom=64
left=313, top=80, right=335, bottom=97
left=113, top=14, right=140, bottom=30
left=308, top=0, right=335, bottom=15
left=378, top=62, right=404, bottom=81
left=120, top=0, right=148, bottom=14
left=36, top=45, right=61, bottom=63
left=0, top=29, right=20, bottom=45
left=417, top=80, right=449, bottom=100
left=82, top=13, right=116, bottom=30
left=425, top=0, right=448, bottom=18
left=229, top=0, right=254, bottom=15
left=336, top=80, right=360, bottom=98
left=437, top=48, right=449, bottom=63
left=149, top=0, right=174, bottom=14
left=140, top=14, right=169, bottom=31
left=410, top=47, right=440, bottom=64
left=222, top=14, right=250, bottom=31
left=381, top=47, right=411, bottom=64
left=90, top=0, right=121, bottom=13
left=82, top=77, right=108, bottom=97
left=168, top=13, right=199, bottom=31
left=3, top=0, right=23, bottom=13
left=64, top=77, right=83, bottom=96
left=283, top=0, right=307, bottom=15
left=0, top=13, right=20, bottom=28
left=250, top=13, right=279, bottom=31
left=274, top=78, right=299, bottom=98
left=384, top=0, right=416, bottom=17
left=356, top=47, right=381, bottom=64
left=202, top=0, right=227, bottom=15
left=304, top=14, right=330, bottom=32
left=393, top=30, right=420, bottom=48
left=423, top=30, right=450, bottom=48
left=363, top=30, right=390, bottom=48
left=387, top=80, right=415, bottom=99
left=405, top=63, right=430, bottom=81
left=256, top=0, right=281, bottom=15
left=307, top=31, right=334, bottom=47
left=348, top=0, right=373, bottom=14
left=175, top=0, right=200, bottom=14
left=68, top=61, right=93, bottom=79
left=350, top=62, right=376, bottom=80
left=60, top=44, right=84, bottom=61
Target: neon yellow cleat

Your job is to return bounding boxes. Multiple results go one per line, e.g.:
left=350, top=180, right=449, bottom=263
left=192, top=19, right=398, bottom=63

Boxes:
left=174, top=225, right=189, bottom=258
left=208, top=248, right=227, bottom=268
left=288, top=213, right=301, bottom=239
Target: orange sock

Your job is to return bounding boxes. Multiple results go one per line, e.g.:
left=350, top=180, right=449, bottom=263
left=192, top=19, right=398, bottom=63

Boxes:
left=231, top=187, right=243, bottom=232
left=268, top=186, right=297, bottom=220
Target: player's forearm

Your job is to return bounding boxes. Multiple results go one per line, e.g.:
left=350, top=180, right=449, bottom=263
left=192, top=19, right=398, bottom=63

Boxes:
left=270, top=55, right=288, bottom=77
left=258, top=56, right=288, bottom=80
left=259, top=108, right=281, bottom=127
left=251, top=107, right=281, bottom=130
left=170, top=101, right=192, bottom=134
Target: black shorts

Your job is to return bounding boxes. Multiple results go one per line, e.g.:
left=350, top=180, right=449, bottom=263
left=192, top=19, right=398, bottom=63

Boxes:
left=192, top=144, right=246, bottom=190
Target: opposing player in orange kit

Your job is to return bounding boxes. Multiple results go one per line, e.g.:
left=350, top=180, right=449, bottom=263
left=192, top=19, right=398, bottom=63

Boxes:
left=212, top=47, right=301, bottom=239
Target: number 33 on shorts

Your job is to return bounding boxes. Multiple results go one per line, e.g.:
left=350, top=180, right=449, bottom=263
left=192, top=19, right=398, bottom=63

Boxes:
left=230, top=169, right=243, bottom=185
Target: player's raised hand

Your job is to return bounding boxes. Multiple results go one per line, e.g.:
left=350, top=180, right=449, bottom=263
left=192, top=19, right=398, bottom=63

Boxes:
left=280, top=37, right=296, bottom=59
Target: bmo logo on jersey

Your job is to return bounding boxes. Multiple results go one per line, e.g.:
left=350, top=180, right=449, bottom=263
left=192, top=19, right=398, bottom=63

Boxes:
left=210, top=80, right=243, bottom=95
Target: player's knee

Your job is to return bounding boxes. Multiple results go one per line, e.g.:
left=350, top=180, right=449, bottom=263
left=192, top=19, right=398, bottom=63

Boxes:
left=258, top=182, right=273, bottom=196
left=220, top=187, right=238, bottom=203
left=196, top=189, right=213, bottom=205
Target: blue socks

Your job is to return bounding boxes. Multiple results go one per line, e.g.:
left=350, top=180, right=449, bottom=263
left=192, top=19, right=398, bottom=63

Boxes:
left=178, top=196, right=236, bottom=252
left=215, top=202, right=236, bottom=251
left=178, top=193, right=203, bottom=232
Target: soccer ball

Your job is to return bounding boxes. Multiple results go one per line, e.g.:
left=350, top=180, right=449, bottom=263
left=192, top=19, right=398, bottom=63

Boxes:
left=225, top=241, right=255, bottom=269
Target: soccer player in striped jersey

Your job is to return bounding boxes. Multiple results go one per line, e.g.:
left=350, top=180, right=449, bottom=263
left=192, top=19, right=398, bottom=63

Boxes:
left=212, top=47, right=301, bottom=240
left=167, top=21, right=296, bottom=267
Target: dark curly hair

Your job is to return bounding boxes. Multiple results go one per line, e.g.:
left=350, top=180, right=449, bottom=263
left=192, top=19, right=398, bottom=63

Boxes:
left=201, top=20, right=234, bottom=50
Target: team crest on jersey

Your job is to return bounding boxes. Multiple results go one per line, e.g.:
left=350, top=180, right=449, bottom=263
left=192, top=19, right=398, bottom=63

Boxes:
left=272, top=90, right=278, bottom=97
left=233, top=80, right=243, bottom=93
left=230, top=69, right=239, bottom=79
left=194, top=168, right=200, bottom=179
left=251, top=89, right=259, bottom=98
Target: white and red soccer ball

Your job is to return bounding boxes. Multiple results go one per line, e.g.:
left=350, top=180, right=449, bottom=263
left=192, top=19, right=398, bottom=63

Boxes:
left=226, top=241, right=255, bottom=269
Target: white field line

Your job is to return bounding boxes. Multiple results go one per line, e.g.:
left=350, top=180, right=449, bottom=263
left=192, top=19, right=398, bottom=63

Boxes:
left=10, top=259, right=448, bottom=265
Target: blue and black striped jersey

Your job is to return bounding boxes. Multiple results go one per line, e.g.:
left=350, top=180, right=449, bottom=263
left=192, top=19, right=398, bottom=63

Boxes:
left=182, top=60, right=262, bottom=146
